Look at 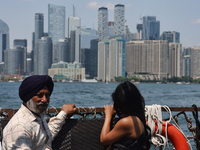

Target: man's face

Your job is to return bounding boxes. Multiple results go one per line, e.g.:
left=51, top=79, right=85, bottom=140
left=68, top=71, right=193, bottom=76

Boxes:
left=26, top=86, right=50, bottom=114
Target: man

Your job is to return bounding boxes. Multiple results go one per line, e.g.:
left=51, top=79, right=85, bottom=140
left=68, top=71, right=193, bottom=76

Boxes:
left=2, top=75, right=76, bottom=150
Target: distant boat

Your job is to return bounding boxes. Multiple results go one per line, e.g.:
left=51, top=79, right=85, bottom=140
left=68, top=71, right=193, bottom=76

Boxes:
left=176, top=82, right=182, bottom=84
left=8, top=80, right=14, bottom=83
left=184, top=82, right=190, bottom=85
left=69, top=79, right=73, bottom=82
left=81, top=78, right=97, bottom=83
left=62, top=79, right=66, bottom=82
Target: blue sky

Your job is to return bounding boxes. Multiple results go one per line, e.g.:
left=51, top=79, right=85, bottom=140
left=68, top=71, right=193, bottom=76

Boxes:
left=0, top=0, right=200, bottom=52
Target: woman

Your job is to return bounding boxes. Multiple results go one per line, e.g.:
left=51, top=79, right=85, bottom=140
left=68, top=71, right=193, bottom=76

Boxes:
left=100, top=81, right=150, bottom=150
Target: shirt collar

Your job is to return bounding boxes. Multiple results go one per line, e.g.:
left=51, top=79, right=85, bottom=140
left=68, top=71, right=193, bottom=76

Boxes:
left=21, top=104, right=45, bottom=122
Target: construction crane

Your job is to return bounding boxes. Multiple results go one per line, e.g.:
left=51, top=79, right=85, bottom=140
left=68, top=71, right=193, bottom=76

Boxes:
left=140, top=7, right=148, bottom=20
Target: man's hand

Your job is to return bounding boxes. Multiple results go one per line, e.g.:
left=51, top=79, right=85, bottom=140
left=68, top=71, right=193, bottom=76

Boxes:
left=61, top=104, right=76, bottom=117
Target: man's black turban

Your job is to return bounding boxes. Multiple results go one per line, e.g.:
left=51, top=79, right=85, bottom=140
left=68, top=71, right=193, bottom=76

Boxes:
left=19, top=75, right=54, bottom=103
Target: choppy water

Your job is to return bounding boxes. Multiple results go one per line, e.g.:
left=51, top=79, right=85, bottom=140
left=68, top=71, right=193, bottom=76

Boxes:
left=0, top=81, right=200, bottom=149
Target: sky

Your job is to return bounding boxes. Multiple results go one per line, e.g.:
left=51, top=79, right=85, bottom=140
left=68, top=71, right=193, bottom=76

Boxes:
left=0, top=0, right=200, bottom=52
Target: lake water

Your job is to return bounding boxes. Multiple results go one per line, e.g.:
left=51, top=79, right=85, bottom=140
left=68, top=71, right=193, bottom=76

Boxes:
left=0, top=81, right=200, bottom=149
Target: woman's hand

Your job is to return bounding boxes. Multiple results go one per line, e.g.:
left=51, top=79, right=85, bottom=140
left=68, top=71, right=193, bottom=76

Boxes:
left=104, top=105, right=116, bottom=119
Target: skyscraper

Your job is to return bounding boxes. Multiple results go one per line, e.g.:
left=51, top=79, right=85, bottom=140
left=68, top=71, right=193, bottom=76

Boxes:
left=108, top=21, right=114, bottom=37
left=142, top=16, right=160, bottom=40
left=98, top=41, right=109, bottom=82
left=126, top=40, right=168, bottom=80
left=168, top=43, right=182, bottom=78
left=160, top=31, right=180, bottom=43
left=191, top=46, right=200, bottom=79
left=109, top=38, right=126, bottom=81
left=48, top=4, right=65, bottom=43
left=35, top=13, right=44, bottom=44
left=53, top=38, right=70, bottom=63
left=98, top=7, right=108, bottom=41
left=4, top=46, right=27, bottom=75
left=114, top=4, right=125, bottom=36
left=34, top=37, right=52, bottom=75
left=0, top=19, right=9, bottom=63
left=67, top=16, right=81, bottom=38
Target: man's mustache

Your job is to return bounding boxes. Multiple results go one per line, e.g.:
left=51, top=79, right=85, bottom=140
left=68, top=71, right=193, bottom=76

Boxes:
left=36, top=102, right=49, bottom=106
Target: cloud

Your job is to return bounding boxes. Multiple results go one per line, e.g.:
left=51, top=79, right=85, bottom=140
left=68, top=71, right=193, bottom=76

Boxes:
left=191, top=18, right=200, bottom=24
left=86, top=2, right=115, bottom=10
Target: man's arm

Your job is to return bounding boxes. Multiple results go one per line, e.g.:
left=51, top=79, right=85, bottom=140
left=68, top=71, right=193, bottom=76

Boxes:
left=48, top=104, right=76, bottom=140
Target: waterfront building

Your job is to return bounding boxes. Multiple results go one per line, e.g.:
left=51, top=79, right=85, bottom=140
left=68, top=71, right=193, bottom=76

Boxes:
left=160, top=31, right=180, bottom=43
left=48, top=4, right=65, bottom=43
left=182, top=47, right=192, bottom=77
left=191, top=46, right=200, bottom=79
left=26, top=58, right=32, bottom=75
left=53, top=38, right=70, bottom=63
left=70, top=30, right=75, bottom=63
left=67, top=16, right=81, bottom=38
left=108, top=22, right=114, bottom=37
left=4, top=46, right=27, bottom=75
left=142, top=16, right=160, bottom=40
left=0, top=19, right=9, bottom=63
left=48, top=61, right=85, bottom=81
left=98, top=41, right=109, bottom=82
left=98, top=7, right=108, bottom=41
left=34, top=37, right=52, bottom=75
left=35, top=13, right=44, bottom=44
left=0, top=62, right=4, bottom=77
left=114, top=4, right=125, bottom=36
left=126, top=40, right=168, bottom=80
left=168, top=43, right=182, bottom=78
left=14, top=39, right=27, bottom=47
left=80, top=39, right=98, bottom=77
left=108, top=38, right=126, bottom=81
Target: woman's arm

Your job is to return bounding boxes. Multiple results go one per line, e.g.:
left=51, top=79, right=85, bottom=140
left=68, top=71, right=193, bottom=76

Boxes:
left=100, top=105, right=131, bottom=146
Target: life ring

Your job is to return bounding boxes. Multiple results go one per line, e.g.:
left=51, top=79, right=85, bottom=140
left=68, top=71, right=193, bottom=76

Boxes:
left=153, top=120, right=190, bottom=150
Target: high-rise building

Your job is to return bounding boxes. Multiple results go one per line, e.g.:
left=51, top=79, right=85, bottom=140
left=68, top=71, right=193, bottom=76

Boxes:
left=108, top=22, right=114, bottom=37
left=98, top=7, right=108, bottom=41
left=98, top=41, right=109, bottom=82
left=142, top=16, right=160, bottom=40
left=4, top=46, right=27, bottom=75
left=67, top=16, right=81, bottom=38
left=136, top=24, right=142, bottom=40
left=48, top=4, right=65, bottom=43
left=0, top=19, right=9, bottom=63
left=53, top=38, right=70, bottom=63
left=35, top=13, right=44, bottom=44
left=90, top=39, right=99, bottom=77
left=74, top=27, right=98, bottom=62
left=160, top=31, right=180, bottom=43
left=114, top=4, right=125, bottom=36
left=182, top=47, right=191, bottom=77
left=14, top=39, right=27, bottom=47
left=126, top=40, right=168, bottom=80
left=70, top=30, right=75, bottom=63
left=34, top=37, right=52, bottom=75
left=191, top=46, right=200, bottom=79
left=80, top=39, right=99, bottom=77
left=168, top=43, right=182, bottom=78
left=108, top=38, right=126, bottom=81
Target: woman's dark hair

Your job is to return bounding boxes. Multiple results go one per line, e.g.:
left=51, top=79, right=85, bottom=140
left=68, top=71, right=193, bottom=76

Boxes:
left=112, top=81, right=146, bottom=124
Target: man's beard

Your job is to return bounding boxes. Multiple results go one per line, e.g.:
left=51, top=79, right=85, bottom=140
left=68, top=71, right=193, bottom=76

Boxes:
left=26, top=99, right=49, bottom=115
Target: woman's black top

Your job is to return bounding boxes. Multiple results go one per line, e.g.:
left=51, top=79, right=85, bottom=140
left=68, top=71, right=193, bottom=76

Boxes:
left=111, top=116, right=149, bottom=150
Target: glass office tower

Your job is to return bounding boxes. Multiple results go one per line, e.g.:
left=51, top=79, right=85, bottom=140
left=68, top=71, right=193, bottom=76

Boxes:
left=48, top=4, right=65, bottom=43
left=142, top=16, right=160, bottom=40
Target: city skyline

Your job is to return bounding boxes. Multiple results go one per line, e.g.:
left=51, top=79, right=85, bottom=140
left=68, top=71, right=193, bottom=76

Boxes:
left=0, top=0, right=200, bottom=52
